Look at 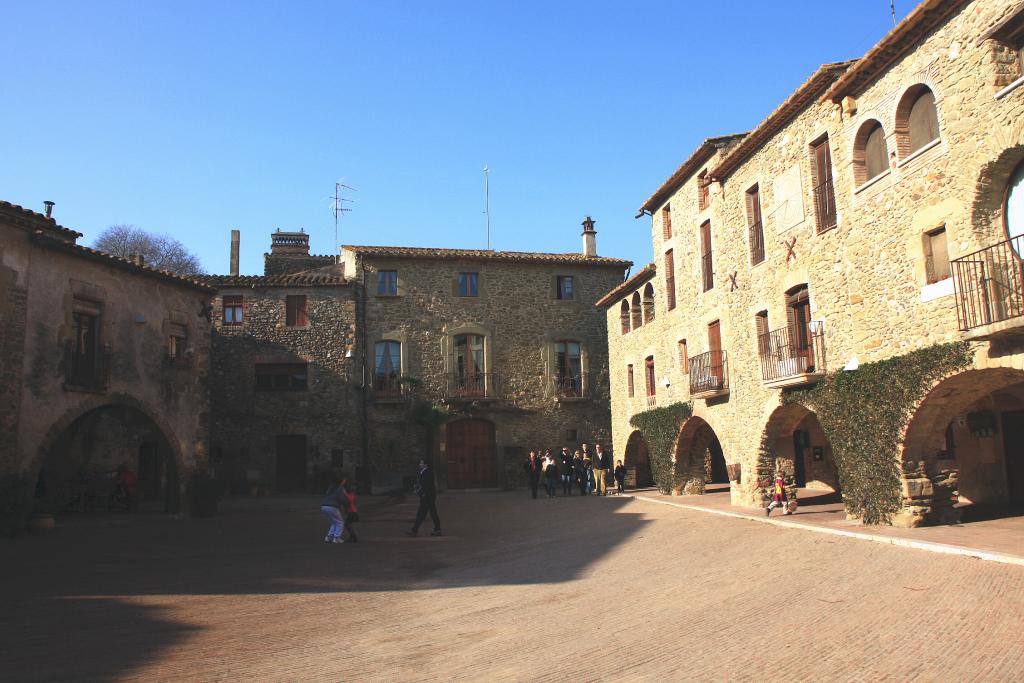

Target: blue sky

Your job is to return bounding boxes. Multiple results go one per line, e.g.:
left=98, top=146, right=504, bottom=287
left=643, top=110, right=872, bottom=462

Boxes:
left=1, top=1, right=912, bottom=276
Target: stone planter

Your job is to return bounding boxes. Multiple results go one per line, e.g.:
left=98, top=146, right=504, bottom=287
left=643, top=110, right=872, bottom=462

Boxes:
left=28, top=513, right=56, bottom=534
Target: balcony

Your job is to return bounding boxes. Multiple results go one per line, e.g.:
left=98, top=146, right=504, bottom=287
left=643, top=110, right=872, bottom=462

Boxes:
left=689, top=350, right=729, bottom=399
left=813, top=177, right=837, bottom=232
left=953, top=236, right=1024, bottom=340
left=551, top=373, right=590, bottom=401
left=444, top=372, right=503, bottom=401
left=758, top=326, right=825, bottom=389
left=644, top=394, right=657, bottom=409
left=748, top=221, right=765, bottom=265
left=372, top=374, right=414, bottom=402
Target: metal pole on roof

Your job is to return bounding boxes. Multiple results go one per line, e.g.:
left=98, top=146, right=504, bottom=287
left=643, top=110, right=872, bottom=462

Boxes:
left=483, top=165, right=491, bottom=250
left=891, top=0, right=897, bottom=26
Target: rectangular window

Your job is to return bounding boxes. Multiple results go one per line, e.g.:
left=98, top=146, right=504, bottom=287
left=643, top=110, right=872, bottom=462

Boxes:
left=698, top=170, right=710, bottom=211
left=168, top=323, right=187, bottom=362
left=458, top=272, right=479, bottom=297
left=811, top=136, right=837, bottom=232
left=661, top=204, right=672, bottom=240
left=627, top=364, right=634, bottom=398
left=708, top=320, right=723, bottom=383
left=255, top=363, right=308, bottom=391
left=285, top=295, right=308, bottom=327
left=755, top=310, right=769, bottom=358
left=746, top=185, right=765, bottom=265
left=223, top=295, right=243, bottom=325
left=377, top=270, right=398, bottom=296
left=700, top=220, right=713, bottom=292
left=678, top=339, right=688, bottom=373
left=645, top=356, right=656, bottom=396
left=556, top=275, right=574, bottom=300
left=69, top=305, right=101, bottom=387
left=924, top=227, right=951, bottom=284
left=664, top=250, right=676, bottom=310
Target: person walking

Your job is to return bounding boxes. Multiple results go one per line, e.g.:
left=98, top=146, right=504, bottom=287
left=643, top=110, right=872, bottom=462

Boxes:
left=583, top=452, right=594, bottom=495
left=573, top=451, right=587, bottom=496
left=593, top=444, right=609, bottom=496
left=408, top=459, right=442, bottom=536
left=524, top=451, right=542, bottom=499
left=544, top=453, right=559, bottom=498
left=344, top=481, right=359, bottom=542
left=765, top=471, right=790, bottom=517
left=559, top=447, right=574, bottom=496
left=614, top=460, right=627, bottom=495
left=320, top=472, right=350, bottom=544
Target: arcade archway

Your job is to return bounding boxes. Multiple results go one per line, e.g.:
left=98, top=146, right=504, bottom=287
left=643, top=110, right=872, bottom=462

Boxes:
left=762, top=404, right=840, bottom=496
left=624, top=430, right=653, bottom=489
left=673, top=416, right=728, bottom=494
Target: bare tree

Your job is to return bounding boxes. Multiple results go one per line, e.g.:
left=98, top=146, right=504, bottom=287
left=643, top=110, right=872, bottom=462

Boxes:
left=93, top=225, right=204, bottom=276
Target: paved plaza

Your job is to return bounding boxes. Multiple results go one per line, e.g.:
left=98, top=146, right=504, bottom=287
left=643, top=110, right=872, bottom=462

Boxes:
left=2, top=491, right=1023, bottom=682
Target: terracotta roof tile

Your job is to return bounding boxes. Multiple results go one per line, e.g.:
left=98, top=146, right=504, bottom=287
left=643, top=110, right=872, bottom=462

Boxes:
left=199, top=272, right=350, bottom=287
left=638, top=134, right=748, bottom=215
left=596, top=263, right=656, bottom=308
left=0, top=200, right=83, bottom=239
left=342, top=244, right=631, bottom=267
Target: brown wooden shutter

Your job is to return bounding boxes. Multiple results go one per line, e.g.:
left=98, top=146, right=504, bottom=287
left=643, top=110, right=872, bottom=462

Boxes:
left=923, top=232, right=936, bottom=284
left=627, top=364, right=634, bottom=397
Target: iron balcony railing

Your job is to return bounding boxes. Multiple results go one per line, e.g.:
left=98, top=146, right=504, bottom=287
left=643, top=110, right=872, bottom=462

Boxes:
left=953, top=236, right=1024, bottom=331
left=813, top=177, right=837, bottom=232
left=551, top=373, right=589, bottom=399
left=758, top=326, right=825, bottom=382
left=445, top=372, right=503, bottom=399
left=373, top=374, right=412, bottom=400
left=689, top=350, right=728, bottom=394
left=645, top=394, right=657, bottom=409
left=748, top=221, right=765, bottom=265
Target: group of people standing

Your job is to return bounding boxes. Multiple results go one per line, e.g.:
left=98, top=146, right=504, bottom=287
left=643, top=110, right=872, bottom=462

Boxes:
left=523, top=444, right=627, bottom=499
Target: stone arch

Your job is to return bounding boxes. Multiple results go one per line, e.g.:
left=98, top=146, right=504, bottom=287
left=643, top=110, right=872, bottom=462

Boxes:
left=761, top=403, right=840, bottom=494
left=672, top=415, right=727, bottom=494
left=642, top=283, right=655, bottom=324
left=852, top=119, right=889, bottom=185
left=893, top=83, right=941, bottom=158
left=620, top=299, right=631, bottom=335
left=631, top=291, right=642, bottom=329
left=898, top=366, right=1024, bottom=525
left=970, top=135, right=1024, bottom=245
left=32, top=392, right=186, bottom=513
left=624, top=429, right=652, bottom=488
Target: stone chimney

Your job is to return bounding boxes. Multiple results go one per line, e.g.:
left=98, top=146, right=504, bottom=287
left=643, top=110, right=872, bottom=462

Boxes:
left=581, top=216, right=597, bottom=257
left=270, top=229, right=310, bottom=255
left=230, top=230, right=240, bottom=276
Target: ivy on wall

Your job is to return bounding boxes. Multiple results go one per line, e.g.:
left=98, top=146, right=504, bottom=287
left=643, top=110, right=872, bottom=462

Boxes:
left=784, top=342, right=973, bottom=525
left=630, top=402, right=693, bottom=494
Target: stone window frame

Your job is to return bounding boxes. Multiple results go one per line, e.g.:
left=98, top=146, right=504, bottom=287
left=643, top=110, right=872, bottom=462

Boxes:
left=807, top=131, right=839, bottom=234
left=375, top=269, right=400, bottom=297
left=454, top=270, right=482, bottom=298
left=851, top=118, right=892, bottom=189
left=893, top=83, right=943, bottom=163
left=542, top=330, right=590, bottom=401
left=222, top=293, right=244, bottom=326
left=65, top=279, right=109, bottom=393
left=922, top=224, right=952, bottom=286
left=368, top=329, right=410, bottom=379
left=441, top=322, right=495, bottom=389
left=554, top=274, right=575, bottom=301
left=163, top=310, right=192, bottom=367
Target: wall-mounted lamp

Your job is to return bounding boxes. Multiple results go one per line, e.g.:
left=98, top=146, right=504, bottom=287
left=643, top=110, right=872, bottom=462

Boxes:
left=808, top=319, right=824, bottom=335
left=661, top=375, right=671, bottom=388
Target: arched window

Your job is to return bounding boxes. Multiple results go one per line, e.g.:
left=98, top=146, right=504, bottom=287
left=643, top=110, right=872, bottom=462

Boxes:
left=620, top=300, right=631, bottom=335
left=374, top=340, right=402, bottom=397
left=1007, top=159, right=1024, bottom=248
left=631, top=291, right=643, bottom=329
left=854, top=120, right=889, bottom=185
left=642, top=283, right=655, bottom=323
left=896, top=85, right=940, bottom=158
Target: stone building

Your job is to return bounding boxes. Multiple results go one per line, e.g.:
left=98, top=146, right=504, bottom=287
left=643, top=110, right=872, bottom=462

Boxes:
left=206, top=221, right=630, bottom=492
left=0, top=200, right=211, bottom=527
left=602, top=0, right=1024, bottom=526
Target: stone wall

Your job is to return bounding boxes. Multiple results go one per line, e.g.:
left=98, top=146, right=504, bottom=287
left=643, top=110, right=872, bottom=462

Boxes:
left=605, top=0, right=1024, bottom=522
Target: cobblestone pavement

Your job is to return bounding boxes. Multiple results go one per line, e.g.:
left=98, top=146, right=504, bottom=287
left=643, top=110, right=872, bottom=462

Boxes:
left=2, top=491, right=1023, bottom=682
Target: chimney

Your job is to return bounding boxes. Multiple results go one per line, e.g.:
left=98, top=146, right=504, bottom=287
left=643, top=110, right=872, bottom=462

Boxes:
left=270, top=228, right=310, bottom=255
left=230, top=229, right=240, bottom=276
left=43, top=201, right=54, bottom=218
left=581, top=216, right=597, bottom=257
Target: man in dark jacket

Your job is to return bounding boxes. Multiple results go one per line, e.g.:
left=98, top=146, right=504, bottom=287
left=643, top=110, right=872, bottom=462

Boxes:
left=523, top=451, right=542, bottom=499
left=408, top=458, right=442, bottom=536
left=593, top=444, right=610, bottom=496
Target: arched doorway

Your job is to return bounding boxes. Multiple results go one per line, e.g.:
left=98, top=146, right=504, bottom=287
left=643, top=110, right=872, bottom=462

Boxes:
left=624, top=430, right=653, bottom=488
left=762, top=404, right=840, bottom=501
left=902, top=368, right=1024, bottom=523
left=673, top=416, right=728, bottom=494
left=444, top=418, right=496, bottom=488
left=34, top=403, right=181, bottom=514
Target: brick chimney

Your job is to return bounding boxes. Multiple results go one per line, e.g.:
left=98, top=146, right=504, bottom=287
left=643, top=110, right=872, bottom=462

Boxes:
left=581, top=216, right=597, bottom=257
left=270, top=229, right=310, bottom=255
left=230, top=230, right=240, bottom=276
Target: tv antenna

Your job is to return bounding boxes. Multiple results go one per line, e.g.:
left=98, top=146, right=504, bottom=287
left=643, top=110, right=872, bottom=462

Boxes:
left=483, top=165, right=491, bottom=250
left=890, top=0, right=897, bottom=26
left=326, top=180, right=356, bottom=253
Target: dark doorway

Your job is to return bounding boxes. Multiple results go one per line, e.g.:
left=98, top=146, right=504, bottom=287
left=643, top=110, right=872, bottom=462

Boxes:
left=1002, top=410, right=1024, bottom=504
left=708, top=438, right=728, bottom=484
left=137, top=442, right=167, bottom=507
left=792, top=429, right=808, bottom=487
left=624, top=431, right=653, bottom=488
left=275, top=435, right=308, bottom=493
left=445, top=419, right=496, bottom=488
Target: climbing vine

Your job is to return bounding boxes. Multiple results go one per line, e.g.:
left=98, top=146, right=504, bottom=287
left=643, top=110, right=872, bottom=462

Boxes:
left=784, top=342, right=973, bottom=524
left=630, top=402, right=693, bottom=494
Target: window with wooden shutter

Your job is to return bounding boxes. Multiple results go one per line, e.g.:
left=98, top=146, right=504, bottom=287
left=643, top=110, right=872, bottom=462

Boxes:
left=924, top=227, right=950, bottom=284
left=810, top=136, right=837, bottom=232
left=627, top=364, right=635, bottom=398
left=678, top=339, right=688, bottom=373
left=700, top=221, right=713, bottom=292
left=697, top=171, right=710, bottom=211
left=662, top=204, right=672, bottom=240
left=785, top=286, right=814, bottom=373
left=755, top=310, right=769, bottom=358
left=285, top=295, right=308, bottom=326
left=746, top=185, right=764, bottom=265
left=645, top=356, right=656, bottom=396
left=664, top=249, right=676, bottom=310
left=620, top=300, right=631, bottom=335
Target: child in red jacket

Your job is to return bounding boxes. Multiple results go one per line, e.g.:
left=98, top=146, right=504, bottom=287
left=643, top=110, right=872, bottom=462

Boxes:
left=344, top=483, right=359, bottom=543
left=766, top=472, right=788, bottom=517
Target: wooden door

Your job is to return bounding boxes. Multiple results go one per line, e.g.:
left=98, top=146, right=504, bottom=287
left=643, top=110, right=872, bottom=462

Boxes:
left=445, top=419, right=496, bottom=488
left=708, top=320, right=723, bottom=383
left=787, top=288, right=814, bottom=372
left=275, top=435, right=308, bottom=493
left=1001, top=411, right=1024, bottom=505
left=137, top=442, right=165, bottom=502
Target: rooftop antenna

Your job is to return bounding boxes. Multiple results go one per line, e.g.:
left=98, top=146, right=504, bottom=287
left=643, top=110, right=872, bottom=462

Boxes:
left=890, top=0, right=897, bottom=26
left=483, top=164, right=491, bottom=250
left=326, top=180, right=356, bottom=253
